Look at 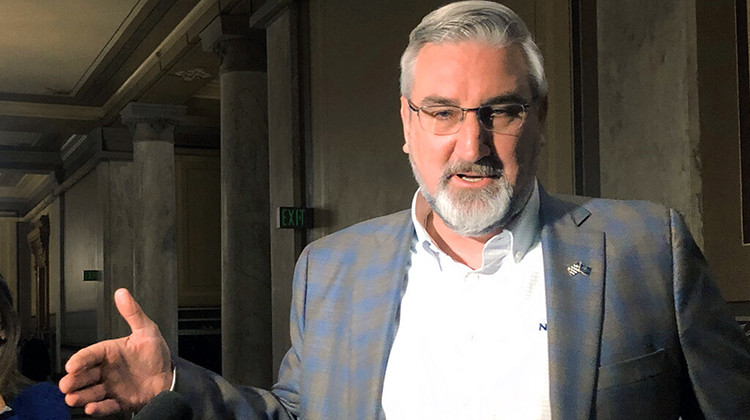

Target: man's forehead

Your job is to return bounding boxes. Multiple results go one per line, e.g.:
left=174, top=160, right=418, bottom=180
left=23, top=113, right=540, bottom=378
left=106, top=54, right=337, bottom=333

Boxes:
left=410, top=41, right=533, bottom=100
left=418, top=40, right=523, bottom=57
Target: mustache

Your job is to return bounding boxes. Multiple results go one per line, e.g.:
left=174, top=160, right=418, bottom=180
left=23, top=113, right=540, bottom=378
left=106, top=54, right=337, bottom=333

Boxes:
left=441, top=158, right=504, bottom=180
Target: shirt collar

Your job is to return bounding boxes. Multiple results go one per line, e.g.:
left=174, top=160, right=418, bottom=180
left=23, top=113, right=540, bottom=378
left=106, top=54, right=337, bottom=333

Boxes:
left=410, top=179, right=540, bottom=267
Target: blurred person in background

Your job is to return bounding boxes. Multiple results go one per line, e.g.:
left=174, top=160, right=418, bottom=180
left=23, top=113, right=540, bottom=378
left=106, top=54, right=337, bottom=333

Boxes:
left=0, top=275, right=69, bottom=420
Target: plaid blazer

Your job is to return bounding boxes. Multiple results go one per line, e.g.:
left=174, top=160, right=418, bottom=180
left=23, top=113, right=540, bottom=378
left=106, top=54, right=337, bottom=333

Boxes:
left=175, top=189, right=750, bottom=419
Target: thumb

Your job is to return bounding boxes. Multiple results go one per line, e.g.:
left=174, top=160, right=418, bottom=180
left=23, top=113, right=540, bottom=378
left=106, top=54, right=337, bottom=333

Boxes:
left=114, top=288, right=152, bottom=332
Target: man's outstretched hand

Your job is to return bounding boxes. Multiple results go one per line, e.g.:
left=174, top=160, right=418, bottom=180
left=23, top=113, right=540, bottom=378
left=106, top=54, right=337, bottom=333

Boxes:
left=59, top=288, right=174, bottom=416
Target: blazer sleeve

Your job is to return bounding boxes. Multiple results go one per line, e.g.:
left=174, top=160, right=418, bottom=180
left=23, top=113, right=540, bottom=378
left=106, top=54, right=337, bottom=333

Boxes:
left=173, top=357, right=295, bottom=419
left=672, top=209, right=750, bottom=418
left=171, top=247, right=313, bottom=419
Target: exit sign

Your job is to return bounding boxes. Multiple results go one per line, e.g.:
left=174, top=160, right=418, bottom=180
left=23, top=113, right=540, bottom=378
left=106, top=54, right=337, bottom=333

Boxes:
left=83, top=270, right=102, bottom=281
left=277, top=207, right=313, bottom=229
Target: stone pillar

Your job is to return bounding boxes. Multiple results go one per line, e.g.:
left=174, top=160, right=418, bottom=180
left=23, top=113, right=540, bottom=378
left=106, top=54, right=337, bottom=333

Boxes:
left=202, top=17, right=271, bottom=387
left=120, top=103, right=186, bottom=354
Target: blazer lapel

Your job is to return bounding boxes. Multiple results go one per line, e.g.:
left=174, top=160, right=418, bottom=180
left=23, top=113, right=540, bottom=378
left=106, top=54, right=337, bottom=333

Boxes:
left=540, top=190, right=605, bottom=420
left=348, top=212, right=414, bottom=420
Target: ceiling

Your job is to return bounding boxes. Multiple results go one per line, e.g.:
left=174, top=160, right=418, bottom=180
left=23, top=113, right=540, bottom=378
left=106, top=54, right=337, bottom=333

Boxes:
left=0, top=0, right=256, bottom=218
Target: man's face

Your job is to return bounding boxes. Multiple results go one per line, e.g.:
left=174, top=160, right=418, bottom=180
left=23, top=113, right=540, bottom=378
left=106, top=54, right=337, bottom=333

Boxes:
left=400, top=41, right=543, bottom=236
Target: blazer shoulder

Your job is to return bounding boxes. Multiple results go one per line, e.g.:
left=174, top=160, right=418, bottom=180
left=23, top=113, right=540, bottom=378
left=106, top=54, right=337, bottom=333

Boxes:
left=545, top=192, right=674, bottom=228
left=306, top=210, right=414, bottom=252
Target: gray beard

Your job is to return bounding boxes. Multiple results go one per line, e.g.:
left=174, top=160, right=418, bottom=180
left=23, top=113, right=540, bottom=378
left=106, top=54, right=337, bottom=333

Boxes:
left=410, top=157, right=528, bottom=237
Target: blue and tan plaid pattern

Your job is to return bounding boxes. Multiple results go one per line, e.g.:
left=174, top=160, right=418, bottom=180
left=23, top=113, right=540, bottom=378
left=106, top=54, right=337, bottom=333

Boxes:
left=174, top=188, right=750, bottom=419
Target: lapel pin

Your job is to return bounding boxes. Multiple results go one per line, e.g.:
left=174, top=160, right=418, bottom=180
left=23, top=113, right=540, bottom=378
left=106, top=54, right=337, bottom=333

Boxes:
left=567, top=261, right=592, bottom=276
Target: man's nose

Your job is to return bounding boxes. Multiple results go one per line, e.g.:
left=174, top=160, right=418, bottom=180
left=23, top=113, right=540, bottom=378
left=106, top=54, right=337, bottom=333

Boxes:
left=453, top=111, right=491, bottom=162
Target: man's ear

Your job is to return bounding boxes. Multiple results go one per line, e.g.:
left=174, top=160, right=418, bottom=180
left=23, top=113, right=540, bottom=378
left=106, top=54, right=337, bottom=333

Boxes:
left=400, top=96, right=411, bottom=154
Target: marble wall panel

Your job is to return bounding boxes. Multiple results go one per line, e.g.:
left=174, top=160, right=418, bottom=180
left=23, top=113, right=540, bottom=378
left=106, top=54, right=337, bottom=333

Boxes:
left=598, top=0, right=703, bottom=245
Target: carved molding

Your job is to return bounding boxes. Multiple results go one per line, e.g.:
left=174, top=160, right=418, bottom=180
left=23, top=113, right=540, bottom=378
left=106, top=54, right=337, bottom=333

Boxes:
left=27, top=215, right=50, bottom=268
left=27, top=215, right=50, bottom=332
left=172, top=68, right=213, bottom=82
left=120, top=102, right=187, bottom=142
left=200, top=15, right=267, bottom=74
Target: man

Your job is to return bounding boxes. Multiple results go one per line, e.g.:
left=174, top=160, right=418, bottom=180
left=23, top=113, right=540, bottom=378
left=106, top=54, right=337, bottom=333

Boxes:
left=59, top=1, right=750, bottom=419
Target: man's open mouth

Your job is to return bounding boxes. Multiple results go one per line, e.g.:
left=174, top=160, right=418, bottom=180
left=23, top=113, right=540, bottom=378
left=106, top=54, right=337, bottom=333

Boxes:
left=455, top=173, right=500, bottom=182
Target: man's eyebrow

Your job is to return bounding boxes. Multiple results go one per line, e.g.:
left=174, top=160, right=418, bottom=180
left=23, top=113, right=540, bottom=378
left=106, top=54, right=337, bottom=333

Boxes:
left=482, top=94, right=530, bottom=105
left=419, top=96, right=459, bottom=106
left=417, top=94, right=531, bottom=107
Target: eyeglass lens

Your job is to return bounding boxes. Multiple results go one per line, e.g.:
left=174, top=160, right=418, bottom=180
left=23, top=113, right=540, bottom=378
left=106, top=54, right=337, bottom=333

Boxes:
left=418, top=104, right=526, bottom=135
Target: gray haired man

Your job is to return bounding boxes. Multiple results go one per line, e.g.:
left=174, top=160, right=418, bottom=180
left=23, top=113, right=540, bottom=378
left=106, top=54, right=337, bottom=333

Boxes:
left=60, top=2, right=750, bottom=418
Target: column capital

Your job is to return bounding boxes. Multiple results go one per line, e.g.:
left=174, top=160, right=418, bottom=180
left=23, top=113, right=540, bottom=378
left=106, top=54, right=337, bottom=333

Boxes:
left=120, top=102, right=187, bottom=143
left=200, top=15, right=266, bottom=73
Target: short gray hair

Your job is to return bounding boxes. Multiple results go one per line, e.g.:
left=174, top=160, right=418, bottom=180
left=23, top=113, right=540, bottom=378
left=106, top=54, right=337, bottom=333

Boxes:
left=399, top=1, right=547, bottom=100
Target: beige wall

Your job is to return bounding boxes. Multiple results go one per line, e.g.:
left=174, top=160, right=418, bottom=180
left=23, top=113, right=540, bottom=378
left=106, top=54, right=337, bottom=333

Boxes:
left=64, top=168, right=102, bottom=315
left=598, top=0, right=703, bottom=245
left=307, top=0, right=422, bottom=239
left=596, top=0, right=750, bottom=302
left=534, top=1, right=575, bottom=195
left=176, top=154, right=221, bottom=307
left=697, top=0, right=750, bottom=302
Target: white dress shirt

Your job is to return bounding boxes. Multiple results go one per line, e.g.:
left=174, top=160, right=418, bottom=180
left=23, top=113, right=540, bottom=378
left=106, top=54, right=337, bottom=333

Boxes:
left=382, top=181, right=551, bottom=419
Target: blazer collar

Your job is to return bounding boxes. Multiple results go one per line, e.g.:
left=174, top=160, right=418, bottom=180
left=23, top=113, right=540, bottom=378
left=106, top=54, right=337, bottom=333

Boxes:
left=539, top=187, right=605, bottom=420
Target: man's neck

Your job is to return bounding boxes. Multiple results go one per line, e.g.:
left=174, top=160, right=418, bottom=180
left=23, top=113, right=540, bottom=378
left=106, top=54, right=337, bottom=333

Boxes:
left=415, top=180, right=538, bottom=270
left=425, top=211, right=498, bottom=269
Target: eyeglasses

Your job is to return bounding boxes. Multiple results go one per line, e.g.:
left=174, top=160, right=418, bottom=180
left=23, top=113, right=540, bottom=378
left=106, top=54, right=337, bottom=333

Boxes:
left=407, top=99, right=530, bottom=136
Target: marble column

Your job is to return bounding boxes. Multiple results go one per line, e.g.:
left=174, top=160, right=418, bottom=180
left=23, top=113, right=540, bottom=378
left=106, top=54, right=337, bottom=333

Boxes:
left=120, top=103, right=186, bottom=354
left=202, top=17, right=272, bottom=387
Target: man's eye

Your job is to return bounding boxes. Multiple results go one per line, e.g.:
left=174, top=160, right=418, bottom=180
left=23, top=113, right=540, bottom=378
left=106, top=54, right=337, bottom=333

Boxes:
left=490, top=106, right=522, bottom=119
left=425, top=107, right=458, bottom=120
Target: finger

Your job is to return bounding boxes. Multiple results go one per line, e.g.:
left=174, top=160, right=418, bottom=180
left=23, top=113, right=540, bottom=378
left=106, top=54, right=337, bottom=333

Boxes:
left=58, top=374, right=77, bottom=394
left=64, top=343, right=108, bottom=374
left=59, top=365, right=102, bottom=393
left=64, top=383, right=107, bottom=407
left=114, top=288, right=152, bottom=332
left=84, top=399, right=122, bottom=417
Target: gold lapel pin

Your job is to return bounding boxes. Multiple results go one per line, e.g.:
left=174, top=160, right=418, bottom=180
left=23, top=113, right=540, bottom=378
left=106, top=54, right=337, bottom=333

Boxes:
left=567, top=261, right=592, bottom=276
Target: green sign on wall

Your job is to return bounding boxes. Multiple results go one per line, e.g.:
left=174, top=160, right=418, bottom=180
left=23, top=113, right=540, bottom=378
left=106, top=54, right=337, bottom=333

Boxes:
left=83, top=270, right=102, bottom=281
left=277, top=207, right=313, bottom=230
